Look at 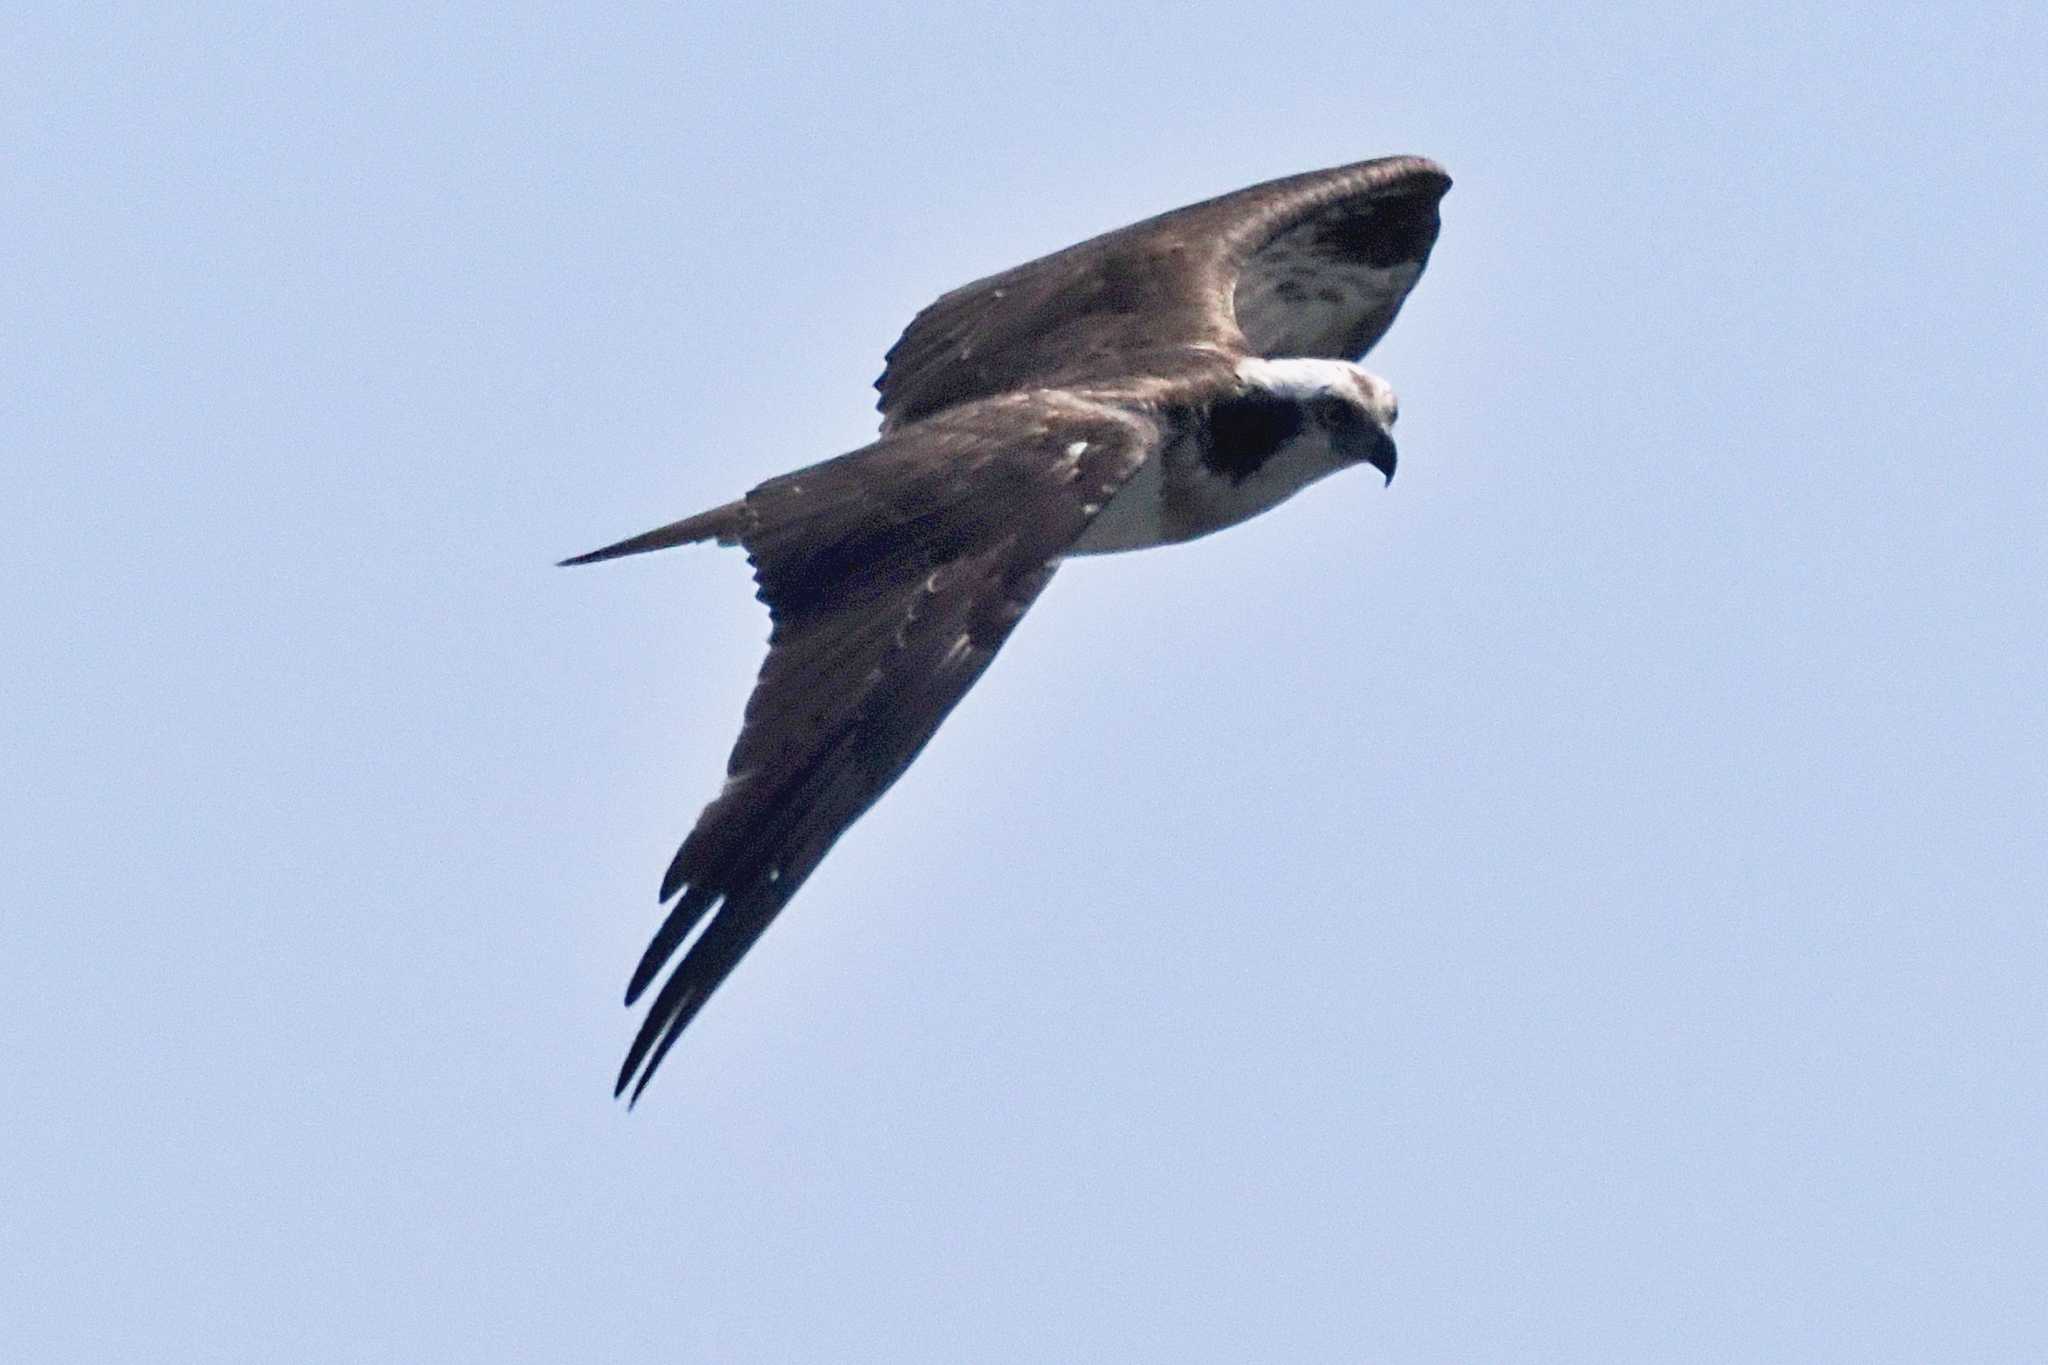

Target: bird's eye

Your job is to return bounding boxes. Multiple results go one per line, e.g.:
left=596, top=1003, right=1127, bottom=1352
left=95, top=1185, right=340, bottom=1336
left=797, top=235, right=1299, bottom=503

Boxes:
left=1310, top=396, right=1351, bottom=427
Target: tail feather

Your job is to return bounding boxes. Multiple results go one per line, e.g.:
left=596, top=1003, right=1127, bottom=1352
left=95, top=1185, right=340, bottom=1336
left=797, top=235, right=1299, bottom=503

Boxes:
left=558, top=501, right=747, bottom=567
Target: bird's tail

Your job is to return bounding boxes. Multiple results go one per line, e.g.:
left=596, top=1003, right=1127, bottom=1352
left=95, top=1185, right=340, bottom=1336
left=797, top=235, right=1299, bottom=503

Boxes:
left=557, top=500, right=748, bottom=567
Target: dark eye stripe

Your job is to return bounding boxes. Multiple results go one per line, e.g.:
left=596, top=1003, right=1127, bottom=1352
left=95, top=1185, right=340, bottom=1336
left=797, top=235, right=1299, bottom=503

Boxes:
left=1309, top=396, right=1352, bottom=427
left=1204, top=395, right=1304, bottom=483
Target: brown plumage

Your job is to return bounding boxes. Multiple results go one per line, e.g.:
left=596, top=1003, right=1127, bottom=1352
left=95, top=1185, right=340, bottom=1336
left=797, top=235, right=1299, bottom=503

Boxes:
left=566, top=155, right=1450, bottom=1103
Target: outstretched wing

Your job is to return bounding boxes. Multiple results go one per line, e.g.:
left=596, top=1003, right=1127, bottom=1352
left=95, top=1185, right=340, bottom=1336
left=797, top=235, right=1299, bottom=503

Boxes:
left=875, top=155, right=1450, bottom=429
left=614, top=394, right=1160, bottom=1102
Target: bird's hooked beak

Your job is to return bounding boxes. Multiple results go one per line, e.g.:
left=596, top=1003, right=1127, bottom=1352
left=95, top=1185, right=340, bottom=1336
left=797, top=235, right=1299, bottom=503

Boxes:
left=1343, top=370, right=1398, bottom=485
left=1365, top=427, right=1398, bottom=486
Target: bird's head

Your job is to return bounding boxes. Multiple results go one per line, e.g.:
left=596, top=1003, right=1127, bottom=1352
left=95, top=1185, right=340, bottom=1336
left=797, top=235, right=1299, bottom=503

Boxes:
left=1236, top=356, right=1400, bottom=484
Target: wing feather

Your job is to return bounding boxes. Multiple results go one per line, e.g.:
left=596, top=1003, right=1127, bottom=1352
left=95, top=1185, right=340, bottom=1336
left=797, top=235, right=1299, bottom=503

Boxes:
left=874, top=155, right=1450, bottom=428
left=615, top=395, right=1157, bottom=1101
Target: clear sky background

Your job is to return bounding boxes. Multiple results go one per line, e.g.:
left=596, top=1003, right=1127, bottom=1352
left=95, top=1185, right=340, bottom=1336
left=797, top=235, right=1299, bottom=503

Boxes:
left=7, top=5, right=2045, bottom=1361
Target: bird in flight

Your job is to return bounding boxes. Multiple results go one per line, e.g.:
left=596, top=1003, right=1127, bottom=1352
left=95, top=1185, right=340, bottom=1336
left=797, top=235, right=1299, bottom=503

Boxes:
left=566, top=155, right=1451, bottom=1103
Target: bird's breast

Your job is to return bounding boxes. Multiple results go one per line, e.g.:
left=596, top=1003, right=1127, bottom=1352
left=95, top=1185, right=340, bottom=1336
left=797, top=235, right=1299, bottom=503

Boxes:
left=1065, top=425, right=1350, bottom=557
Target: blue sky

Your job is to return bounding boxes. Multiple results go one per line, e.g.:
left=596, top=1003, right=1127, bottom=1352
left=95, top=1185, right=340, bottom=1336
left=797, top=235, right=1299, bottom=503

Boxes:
left=7, top=4, right=2046, bottom=1360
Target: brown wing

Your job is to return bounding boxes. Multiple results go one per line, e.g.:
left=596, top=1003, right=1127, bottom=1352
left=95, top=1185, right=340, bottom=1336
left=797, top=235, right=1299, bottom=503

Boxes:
left=875, top=155, right=1450, bottom=429
left=613, top=393, right=1160, bottom=1103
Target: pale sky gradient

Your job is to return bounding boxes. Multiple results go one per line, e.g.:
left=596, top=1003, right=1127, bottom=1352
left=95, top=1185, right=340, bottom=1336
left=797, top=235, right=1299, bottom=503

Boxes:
left=7, top=5, right=2046, bottom=1361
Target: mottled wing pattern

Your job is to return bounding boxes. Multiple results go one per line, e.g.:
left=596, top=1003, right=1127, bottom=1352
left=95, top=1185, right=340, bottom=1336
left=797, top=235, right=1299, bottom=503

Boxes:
left=615, top=396, right=1159, bottom=1102
left=874, top=156, right=1449, bottom=428
left=1226, top=183, right=1444, bottom=359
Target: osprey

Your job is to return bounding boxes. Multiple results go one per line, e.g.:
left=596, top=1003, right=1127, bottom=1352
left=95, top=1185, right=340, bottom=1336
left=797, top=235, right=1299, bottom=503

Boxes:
left=567, top=155, right=1451, bottom=1102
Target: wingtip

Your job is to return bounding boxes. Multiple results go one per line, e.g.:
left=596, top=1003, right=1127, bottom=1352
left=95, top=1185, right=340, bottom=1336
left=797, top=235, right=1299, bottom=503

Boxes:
left=629, top=1021, right=687, bottom=1106
left=615, top=1046, right=659, bottom=1108
left=626, top=882, right=713, bottom=1007
left=1379, top=153, right=1452, bottom=193
left=555, top=538, right=658, bottom=568
left=615, top=1033, right=652, bottom=1105
left=624, top=960, right=658, bottom=1007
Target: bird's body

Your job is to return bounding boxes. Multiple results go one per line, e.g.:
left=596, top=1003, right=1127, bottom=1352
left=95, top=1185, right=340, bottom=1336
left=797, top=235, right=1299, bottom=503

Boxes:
left=566, top=155, right=1451, bottom=1101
